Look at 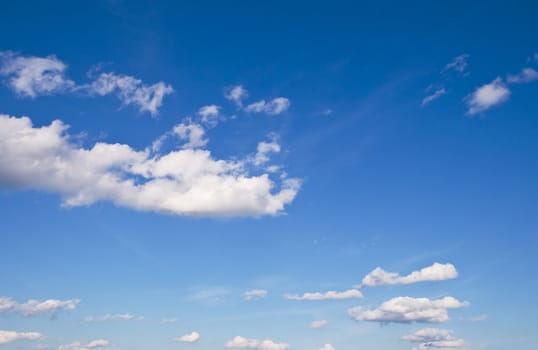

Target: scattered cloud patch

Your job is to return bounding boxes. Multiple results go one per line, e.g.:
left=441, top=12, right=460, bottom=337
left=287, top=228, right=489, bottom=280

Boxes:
left=348, top=296, right=469, bottom=324
left=198, top=104, right=221, bottom=126
left=243, top=289, right=268, bottom=301
left=422, top=88, right=446, bottom=107
left=402, top=328, right=466, bottom=350
left=0, top=115, right=300, bottom=217
left=466, top=78, right=510, bottom=115
left=173, top=121, right=208, bottom=149
left=87, top=72, right=173, bottom=116
left=245, top=97, right=290, bottom=115
left=0, top=51, right=75, bottom=97
left=84, top=313, right=143, bottom=322
left=58, top=340, right=110, bottom=350
left=175, top=332, right=200, bottom=343
left=469, top=314, right=487, bottom=322
left=442, top=54, right=470, bottom=74
left=310, top=320, right=328, bottom=329
left=361, top=262, right=458, bottom=287
left=0, top=330, right=43, bottom=345
left=0, top=296, right=79, bottom=317
left=160, top=318, right=178, bottom=324
left=506, top=67, right=538, bottom=84
left=285, top=289, right=363, bottom=301
left=319, top=344, right=335, bottom=350
left=225, top=85, right=248, bottom=107
left=225, top=336, right=288, bottom=350
left=254, top=138, right=281, bottom=166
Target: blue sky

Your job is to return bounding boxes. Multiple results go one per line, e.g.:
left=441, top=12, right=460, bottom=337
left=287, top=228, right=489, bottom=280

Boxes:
left=1, top=1, right=537, bottom=350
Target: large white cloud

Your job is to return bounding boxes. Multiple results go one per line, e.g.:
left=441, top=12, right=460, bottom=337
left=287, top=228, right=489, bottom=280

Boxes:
left=175, top=331, right=200, bottom=343
left=0, top=114, right=300, bottom=217
left=466, top=78, right=510, bottom=115
left=0, top=51, right=75, bottom=97
left=225, top=336, right=288, bottom=350
left=285, top=289, right=363, bottom=301
left=0, top=296, right=79, bottom=317
left=87, top=72, right=173, bottom=116
left=58, top=339, right=110, bottom=350
left=348, top=296, right=469, bottom=324
left=0, top=330, right=43, bottom=345
left=360, top=262, right=458, bottom=287
left=402, top=328, right=466, bottom=350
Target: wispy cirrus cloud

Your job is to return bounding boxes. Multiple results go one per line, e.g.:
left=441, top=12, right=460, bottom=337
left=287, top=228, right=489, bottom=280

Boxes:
left=243, top=289, right=268, bottom=301
left=0, top=114, right=300, bottom=217
left=225, top=336, right=288, bottom=350
left=285, top=289, right=362, bottom=301
left=0, top=296, right=79, bottom=317
left=245, top=97, right=291, bottom=115
left=506, top=67, right=538, bottom=84
left=360, top=262, right=458, bottom=287
left=57, top=339, right=110, bottom=350
left=84, top=313, right=143, bottom=322
left=442, top=54, right=470, bottom=74
left=348, top=296, right=469, bottom=324
left=0, top=330, right=43, bottom=345
left=421, top=88, right=446, bottom=107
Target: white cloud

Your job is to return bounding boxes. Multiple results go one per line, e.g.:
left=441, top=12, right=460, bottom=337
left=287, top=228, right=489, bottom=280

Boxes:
left=310, top=320, right=328, bottom=329
left=243, top=289, right=268, bottom=301
left=285, top=289, right=363, bottom=301
left=84, top=313, right=143, bottom=322
left=361, top=262, right=458, bottom=287
left=87, top=72, right=173, bottom=116
left=58, top=340, right=109, bottom=350
left=466, top=77, right=510, bottom=115
left=402, top=328, right=466, bottom=350
left=0, top=330, right=43, bottom=345
left=176, top=332, right=200, bottom=343
left=469, top=314, right=487, bottom=322
left=0, top=115, right=300, bottom=217
left=254, top=139, right=281, bottom=166
left=160, top=318, right=178, bottom=324
left=422, top=88, right=446, bottom=107
left=0, top=296, right=79, bottom=317
left=225, top=85, right=248, bottom=107
left=0, top=51, right=75, bottom=97
left=225, top=336, right=288, bottom=350
left=245, top=97, right=291, bottom=115
left=442, top=54, right=469, bottom=73
left=348, top=296, right=469, bottom=324
left=173, top=121, right=208, bottom=149
left=319, top=344, right=335, bottom=350
left=198, top=104, right=221, bottom=126
left=506, top=67, right=538, bottom=83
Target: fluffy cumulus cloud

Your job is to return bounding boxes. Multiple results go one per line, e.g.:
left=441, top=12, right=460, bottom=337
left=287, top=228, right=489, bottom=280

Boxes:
left=225, top=336, right=288, bottom=350
left=466, top=78, right=510, bottom=115
left=0, top=51, right=75, bottom=97
left=285, top=289, right=363, bottom=301
left=402, top=328, right=466, bottom=350
left=0, top=330, right=43, bottom=345
left=348, top=296, right=469, bottom=324
left=225, top=85, right=248, bottom=107
left=254, top=138, right=281, bottom=166
left=319, top=344, right=335, bottom=350
left=245, top=97, right=291, bottom=115
left=173, top=121, right=208, bottom=149
left=361, top=262, right=458, bottom=287
left=506, top=67, right=538, bottom=84
left=0, top=115, right=300, bottom=217
left=0, top=296, right=79, bottom=317
left=422, top=88, right=446, bottom=107
left=87, top=72, right=173, bottom=116
left=243, top=289, right=268, bottom=301
left=310, top=320, right=328, bottom=329
left=442, top=54, right=469, bottom=73
left=58, top=340, right=110, bottom=350
left=84, top=313, right=143, bottom=322
left=198, top=104, right=221, bottom=126
left=175, top=332, right=200, bottom=343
